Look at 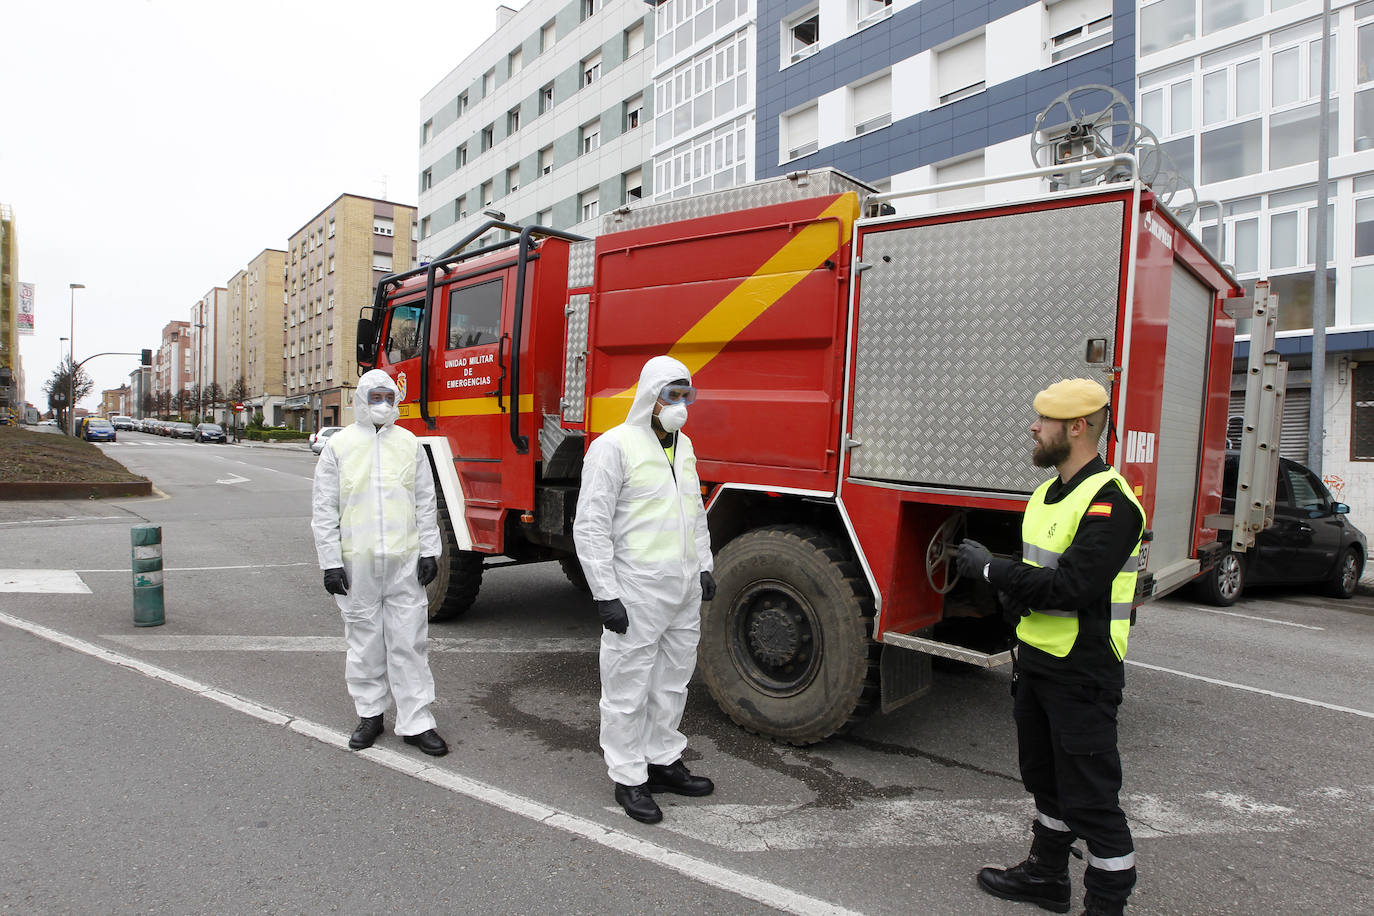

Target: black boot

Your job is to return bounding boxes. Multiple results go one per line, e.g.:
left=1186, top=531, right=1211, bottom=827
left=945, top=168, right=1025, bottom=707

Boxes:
left=614, top=782, right=663, bottom=824
left=646, top=760, right=714, bottom=796
left=977, top=835, right=1073, bottom=914
left=348, top=715, right=384, bottom=750
left=402, top=728, right=449, bottom=756
left=1081, top=893, right=1126, bottom=916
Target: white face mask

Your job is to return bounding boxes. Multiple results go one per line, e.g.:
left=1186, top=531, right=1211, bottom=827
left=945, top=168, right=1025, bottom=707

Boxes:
left=657, top=403, right=687, bottom=433
left=367, top=401, right=399, bottom=427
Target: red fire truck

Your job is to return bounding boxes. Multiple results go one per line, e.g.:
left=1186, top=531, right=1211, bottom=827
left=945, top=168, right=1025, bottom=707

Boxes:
left=357, top=157, right=1248, bottom=744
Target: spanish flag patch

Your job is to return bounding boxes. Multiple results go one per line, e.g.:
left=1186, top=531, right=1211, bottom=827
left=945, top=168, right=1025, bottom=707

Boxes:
left=1087, top=502, right=1113, bottom=517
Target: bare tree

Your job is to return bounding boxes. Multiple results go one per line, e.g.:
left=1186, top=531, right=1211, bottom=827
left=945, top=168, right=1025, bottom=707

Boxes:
left=42, top=358, right=93, bottom=434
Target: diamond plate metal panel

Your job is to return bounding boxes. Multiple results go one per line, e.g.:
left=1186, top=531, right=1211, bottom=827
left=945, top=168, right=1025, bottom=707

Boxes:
left=561, top=293, right=590, bottom=423
left=567, top=240, right=595, bottom=290
left=601, top=169, right=874, bottom=234
left=850, top=201, right=1124, bottom=494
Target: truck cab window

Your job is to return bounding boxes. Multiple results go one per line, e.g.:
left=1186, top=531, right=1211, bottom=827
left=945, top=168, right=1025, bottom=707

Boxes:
left=386, top=304, right=425, bottom=363
left=447, top=278, right=503, bottom=350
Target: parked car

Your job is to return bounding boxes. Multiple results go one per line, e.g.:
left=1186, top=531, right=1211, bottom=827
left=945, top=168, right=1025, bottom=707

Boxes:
left=1193, top=452, right=1367, bottom=606
left=38, top=418, right=58, bottom=427
left=309, top=426, right=344, bottom=455
left=194, top=422, right=226, bottom=443
left=168, top=422, right=197, bottom=439
left=83, top=417, right=117, bottom=443
left=111, top=415, right=135, bottom=431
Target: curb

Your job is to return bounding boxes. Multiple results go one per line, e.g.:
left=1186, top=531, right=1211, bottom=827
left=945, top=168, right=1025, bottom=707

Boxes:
left=0, top=479, right=154, bottom=501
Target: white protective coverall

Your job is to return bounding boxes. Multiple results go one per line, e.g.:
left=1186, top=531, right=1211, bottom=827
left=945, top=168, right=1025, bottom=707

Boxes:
left=310, top=370, right=443, bottom=737
left=573, top=356, right=714, bottom=786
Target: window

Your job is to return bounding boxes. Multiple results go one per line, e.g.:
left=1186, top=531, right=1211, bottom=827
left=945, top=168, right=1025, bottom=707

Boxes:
left=936, top=33, right=986, bottom=105
left=786, top=9, right=820, bottom=64
left=625, top=93, right=644, bottom=131
left=852, top=73, right=891, bottom=136
left=1203, top=0, right=1262, bottom=36
left=373, top=216, right=394, bottom=236
left=328, top=217, right=335, bottom=237
left=386, top=304, right=424, bottom=364
left=421, top=168, right=433, bottom=190
left=539, top=83, right=554, bottom=114
left=507, top=165, right=520, bottom=194
left=1351, top=365, right=1374, bottom=459
left=582, top=52, right=602, bottom=87
left=1200, top=118, right=1261, bottom=183
left=540, top=20, right=556, bottom=52
left=508, top=46, right=523, bottom=76
left=481, top=124, right=494, bottom=151
left=457, top=144, right=468, bottom=167
left=580, top=190, right=599, bottom=221
left=581, top=119, right=601, bottom=154
left=782, top=104, right=818, bottom=160
left=539, top=145, right=553, bottom=176
left=508, top=105, right=521, bottom=134
left=625, top=21, right=645, bottom=58
left=655, top=31, right=750, bottom=145
left=1140, top=0, right=1195, bottom=56
left=481, top=180, right=493, bottom=207
left=482, top=69, right=495, bottom=96
left=422, top=119, right=433, bottom=144
left=936, top=154, right=985, bottom=208
left=447, top=279, right=503, bottom=350
left=536, top=208, right=552, bottom=226
left=455, top=195, right=467, bottom=220
left=582, top=0, right=598, bottom=21
left=372, top=252, right=393, bottom=272
left=1047, top=0, right=1112, bottom=63
left=328, top=256, right=335, bottom=273
left=457, top=92, right=469, bottom=116
left=1270, top=100, right=1338, bottom=171
left=856, top=0, right=893, bottom=30
left=624, top=167, right=643, bottom=202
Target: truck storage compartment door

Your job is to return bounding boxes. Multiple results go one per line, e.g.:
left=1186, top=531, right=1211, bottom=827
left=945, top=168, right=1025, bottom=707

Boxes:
left=847, top=199, right=1125, bottom=494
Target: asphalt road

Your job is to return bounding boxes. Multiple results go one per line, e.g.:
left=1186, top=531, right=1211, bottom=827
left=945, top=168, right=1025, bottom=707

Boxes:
left=1, top=429, right=1371, bottom=915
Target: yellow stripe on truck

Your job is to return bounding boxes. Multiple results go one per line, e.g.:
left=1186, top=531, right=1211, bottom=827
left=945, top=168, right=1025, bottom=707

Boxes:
left=398, top=394, right=534, bottom=420
left=587, top=193, right=859, bottom=433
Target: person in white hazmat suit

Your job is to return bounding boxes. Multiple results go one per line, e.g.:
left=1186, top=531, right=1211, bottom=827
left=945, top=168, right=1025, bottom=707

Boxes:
left=574, top=355, right=718, bottom=824
left=310, top=370, right=449, bottom=757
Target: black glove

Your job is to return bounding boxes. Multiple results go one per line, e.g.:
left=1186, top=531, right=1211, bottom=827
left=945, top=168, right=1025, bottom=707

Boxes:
left=954, top=539, right=992, bottom=580
left=998, top=589, right=1030, bottom=624
left=700, top=570, right=716, bottom=602
left=323, top=567, right=349, bottom=596
left=417, top=556, right=438, bottom=586
left=598, top=598, right=629, bottom=635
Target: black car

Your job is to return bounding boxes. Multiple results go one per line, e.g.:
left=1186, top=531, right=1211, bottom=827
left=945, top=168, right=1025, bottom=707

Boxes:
left=194, top=423, right=226, bottom=443
left=1193, top=452, right=1367, bottom=605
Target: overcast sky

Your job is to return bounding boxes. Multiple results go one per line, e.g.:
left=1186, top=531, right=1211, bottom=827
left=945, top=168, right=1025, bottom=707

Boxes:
left=3, top=0, right=521, bottom=410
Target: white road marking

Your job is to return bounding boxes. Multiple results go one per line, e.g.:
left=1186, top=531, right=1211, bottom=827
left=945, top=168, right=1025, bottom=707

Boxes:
left=77, top=562, right=313, bottom=573
left=1127, top=659, right=1374, bottom=719
left=0, top=610, right=859, bottom=916
left=98, top=634, right=600, bottom=654
left=1162, top=603, right=1324, bottom=630
left=215, top=473, right=250, bottom=485
left=0, top=516, right=126, bottom=527
left=0, top=569, right=92, bottom=594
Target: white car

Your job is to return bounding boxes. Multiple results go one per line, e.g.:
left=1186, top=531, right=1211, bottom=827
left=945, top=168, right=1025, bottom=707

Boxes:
left=310, top=426, right=344, bottom=455
left=111, top=415, right=135, bottom=431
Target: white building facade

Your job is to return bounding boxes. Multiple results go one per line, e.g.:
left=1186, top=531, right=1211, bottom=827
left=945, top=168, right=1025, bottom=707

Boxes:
left=190, top=287, right=226, bottom=417
left=1137, top=0, right=1374, bottom=531
left=418, top=0, right=658, bottom=256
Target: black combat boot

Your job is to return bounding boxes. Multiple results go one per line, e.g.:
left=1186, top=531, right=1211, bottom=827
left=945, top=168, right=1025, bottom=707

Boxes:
left=1081, top=892, right=1126, bottom=915
left=646, top=760, right=714, bottom=796
left=348, top=715, right=384, bottom=750
left=614, top=782, right=663, bottom=824
left=977, top=834, right=1074, bottom=914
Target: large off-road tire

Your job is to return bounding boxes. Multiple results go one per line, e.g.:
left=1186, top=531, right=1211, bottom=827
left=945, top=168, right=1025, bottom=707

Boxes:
left=559, top=556, right=591, bottom=594
left=1195, top=550, right=1244, bottom=606
left=1322, top=545, right=1362, bottom=599
left=698, top=525, right=880, bottom=745
left=427, top=486, right=483, bottom=622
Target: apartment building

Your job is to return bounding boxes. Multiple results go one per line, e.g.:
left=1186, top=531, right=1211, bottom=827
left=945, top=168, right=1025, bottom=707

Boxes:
left=283, top=195, right=416, bottom=430
left=417, top=0, right=657, bottom=256
left=100, top=386, right=129, bottom=417
left=0, top=203, right=24, bottom=417
left=128, top=365, right=152, bottom=419
left=226, top=248, right=287, bottom=425
left=190, top=287, right=227, bottom=418
left=154, top=320, right=191, bottom=404
left=757, top=0, right=1134, bottom=206
left=649, top=0, right=757, bottom=200
left=1137, top=0, right=1374, bottom=526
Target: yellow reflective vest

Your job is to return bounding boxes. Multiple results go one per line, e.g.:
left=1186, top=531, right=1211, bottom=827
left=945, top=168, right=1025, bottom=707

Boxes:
left=1017, top=468, right=1145, bottom=661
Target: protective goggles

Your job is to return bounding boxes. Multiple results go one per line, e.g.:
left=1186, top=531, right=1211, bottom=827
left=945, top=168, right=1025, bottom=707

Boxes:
left=367, top=390, right=397, bottom=405
left=657, top=383, right=698, bottom=406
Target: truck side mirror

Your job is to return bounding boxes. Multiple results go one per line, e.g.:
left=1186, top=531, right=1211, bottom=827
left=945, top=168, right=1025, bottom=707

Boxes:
left=356, top=317, right=375, bottom=368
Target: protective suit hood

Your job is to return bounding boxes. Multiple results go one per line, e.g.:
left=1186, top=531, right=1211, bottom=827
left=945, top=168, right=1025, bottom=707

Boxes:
left=355, top=369, right=401, bottom=428
left=626, top=356, right=692, bottom=430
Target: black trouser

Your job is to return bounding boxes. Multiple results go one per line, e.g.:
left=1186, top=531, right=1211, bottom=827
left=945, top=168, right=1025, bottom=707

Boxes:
left=1014, top=669, right=1136, bottom=902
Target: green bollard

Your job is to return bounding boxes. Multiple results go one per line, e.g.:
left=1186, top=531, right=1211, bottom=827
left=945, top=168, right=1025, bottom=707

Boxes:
left=131, top=524, right=165, bottom=627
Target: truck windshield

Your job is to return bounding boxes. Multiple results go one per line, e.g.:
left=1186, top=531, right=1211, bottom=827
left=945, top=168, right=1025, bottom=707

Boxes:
left=447, top=278, right=502, bottom=350
left=386, top=304, right=425, bottom=363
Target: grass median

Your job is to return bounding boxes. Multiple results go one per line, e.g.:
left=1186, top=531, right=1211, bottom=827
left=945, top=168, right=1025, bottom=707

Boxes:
left=0, top=425, right=148, bottom=486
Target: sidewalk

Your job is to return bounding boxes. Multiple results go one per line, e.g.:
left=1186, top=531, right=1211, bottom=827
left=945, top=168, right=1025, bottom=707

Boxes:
left=227, top=438, right=312, bottom=453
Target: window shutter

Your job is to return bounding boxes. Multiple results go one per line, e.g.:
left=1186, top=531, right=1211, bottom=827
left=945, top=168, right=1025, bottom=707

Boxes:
left=937, top=34, right=986, bottom=101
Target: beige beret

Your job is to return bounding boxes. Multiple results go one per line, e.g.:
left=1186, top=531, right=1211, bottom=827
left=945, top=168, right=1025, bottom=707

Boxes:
left=1033, top=378, right=1109, bottom=420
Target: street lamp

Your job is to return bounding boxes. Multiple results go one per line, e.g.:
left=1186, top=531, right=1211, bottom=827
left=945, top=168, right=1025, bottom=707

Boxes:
left=194, top=321, right=205, bottom=423
left=68, top=284, right=84, bottom=436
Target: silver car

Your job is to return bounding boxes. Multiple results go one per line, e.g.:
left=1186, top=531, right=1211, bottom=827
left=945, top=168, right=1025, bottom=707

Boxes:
left=310, top=426, right=344, bottom=455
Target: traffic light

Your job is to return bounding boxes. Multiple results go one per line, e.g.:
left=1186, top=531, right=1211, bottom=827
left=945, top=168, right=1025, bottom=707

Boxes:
left=141, top=348, right=152, bottom=366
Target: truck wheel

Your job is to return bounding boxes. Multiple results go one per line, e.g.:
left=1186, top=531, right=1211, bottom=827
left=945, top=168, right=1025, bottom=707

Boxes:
left=1195, top=550, right=1244, bottom=606
left=559, top=556, right=591, bottom=594
left=699, top=525, right=880, bottom=745
left=427, top=487, right=483, bottom=622
left=1322, top=546, right=1362, bottom=599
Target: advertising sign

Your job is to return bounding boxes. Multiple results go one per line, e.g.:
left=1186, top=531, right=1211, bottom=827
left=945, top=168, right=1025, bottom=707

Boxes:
left=17, top=282, right=35, bottom=335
